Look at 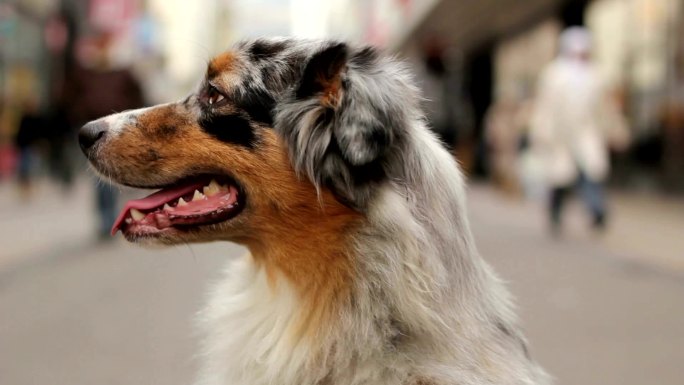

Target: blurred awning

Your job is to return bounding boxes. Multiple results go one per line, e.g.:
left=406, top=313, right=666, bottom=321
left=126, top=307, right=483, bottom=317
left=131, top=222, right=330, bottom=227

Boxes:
left=393, top=0, right=565, bottom=53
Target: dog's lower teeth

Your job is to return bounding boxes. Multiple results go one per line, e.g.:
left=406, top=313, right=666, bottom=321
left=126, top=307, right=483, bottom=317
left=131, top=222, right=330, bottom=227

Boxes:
left=130, top=208, right=145, bottom=221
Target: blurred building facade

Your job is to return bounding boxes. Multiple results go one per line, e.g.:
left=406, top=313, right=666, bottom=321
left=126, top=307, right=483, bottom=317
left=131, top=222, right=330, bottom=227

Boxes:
left=384, top=0, right=684, bottom=192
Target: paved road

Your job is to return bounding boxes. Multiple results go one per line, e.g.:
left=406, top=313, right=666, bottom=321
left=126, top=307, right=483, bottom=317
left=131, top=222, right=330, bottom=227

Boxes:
left=1, top=181, right=683, bottom=385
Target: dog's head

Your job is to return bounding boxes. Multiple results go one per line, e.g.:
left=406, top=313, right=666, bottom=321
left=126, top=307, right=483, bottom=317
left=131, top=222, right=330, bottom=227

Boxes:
left=79, top=38, right=418, bottom=247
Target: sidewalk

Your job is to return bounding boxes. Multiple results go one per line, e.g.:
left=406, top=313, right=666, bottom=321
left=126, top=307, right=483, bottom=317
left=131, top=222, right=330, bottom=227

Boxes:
left=467, top=184, right=684, bottom=277
left=0, top=177, right=97, bottom=272
left=605, top=192, right=684, bottom=275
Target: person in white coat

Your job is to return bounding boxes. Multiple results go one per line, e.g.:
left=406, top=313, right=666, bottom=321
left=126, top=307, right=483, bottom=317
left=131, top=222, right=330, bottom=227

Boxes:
left=530, top=27, right=626, bottom=233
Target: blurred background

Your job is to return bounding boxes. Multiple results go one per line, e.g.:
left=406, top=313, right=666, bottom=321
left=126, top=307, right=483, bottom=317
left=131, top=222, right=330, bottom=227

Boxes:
left=1, top=0, right=683, bottom=384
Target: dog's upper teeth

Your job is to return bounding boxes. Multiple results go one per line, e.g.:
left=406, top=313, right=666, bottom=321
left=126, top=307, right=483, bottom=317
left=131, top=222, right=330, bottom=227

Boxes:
left=193, top=190, right=205, bottom=201
left=163, top=203, right=173, bottom=211
left=178, top=197, right=188, bottom=206
left=130, top=208, right=145, bottom=221
left=203, top=179, right=221, bottom=196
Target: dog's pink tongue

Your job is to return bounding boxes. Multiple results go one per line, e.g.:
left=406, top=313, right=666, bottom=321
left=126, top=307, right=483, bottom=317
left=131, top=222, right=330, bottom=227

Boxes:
left=111, top=182, right=205, bottom=235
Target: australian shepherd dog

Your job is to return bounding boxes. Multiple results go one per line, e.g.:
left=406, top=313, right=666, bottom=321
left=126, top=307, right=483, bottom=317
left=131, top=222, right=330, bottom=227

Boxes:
left=78, top=38, right=548, bottom=385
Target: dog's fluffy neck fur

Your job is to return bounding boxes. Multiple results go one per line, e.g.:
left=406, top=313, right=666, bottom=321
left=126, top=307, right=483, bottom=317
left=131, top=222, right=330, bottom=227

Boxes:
left=197, top=126, right=546, bottom=385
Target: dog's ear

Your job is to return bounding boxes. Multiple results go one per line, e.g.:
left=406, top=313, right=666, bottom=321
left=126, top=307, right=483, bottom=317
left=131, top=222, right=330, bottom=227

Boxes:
left=295, top=42, right=348, bottom=108
left=276, top=43, right=413, bottom=210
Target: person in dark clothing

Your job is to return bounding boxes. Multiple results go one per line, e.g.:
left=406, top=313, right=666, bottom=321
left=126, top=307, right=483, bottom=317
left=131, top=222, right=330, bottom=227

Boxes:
left=14, top=100, right=45, bottom=197
left=44, top=105, right=74, bottom=190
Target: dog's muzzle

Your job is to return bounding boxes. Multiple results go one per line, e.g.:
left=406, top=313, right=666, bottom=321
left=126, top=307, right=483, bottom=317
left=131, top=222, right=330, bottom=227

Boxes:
left=78, top=120, right=109, bottom=155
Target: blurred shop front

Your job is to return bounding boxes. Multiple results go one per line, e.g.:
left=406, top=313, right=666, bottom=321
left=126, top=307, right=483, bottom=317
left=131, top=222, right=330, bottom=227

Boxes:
left=388, top=0, right=684, bottom=193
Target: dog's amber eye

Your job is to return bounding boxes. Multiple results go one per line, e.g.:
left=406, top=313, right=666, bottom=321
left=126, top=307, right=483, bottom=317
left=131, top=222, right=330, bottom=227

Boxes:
left=206, top=86, right=226, bottom=106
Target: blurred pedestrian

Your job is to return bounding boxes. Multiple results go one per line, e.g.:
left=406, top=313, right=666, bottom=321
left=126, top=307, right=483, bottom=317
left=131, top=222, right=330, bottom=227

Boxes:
left=44, top=103, right=75, bottom=191
left=14, top=98, right=44, bottom=199
left=485, top=91, right=523, bottom=195
left=530, top=27, right=628, bottom=234
left=65, top=31, right=144, bottom=239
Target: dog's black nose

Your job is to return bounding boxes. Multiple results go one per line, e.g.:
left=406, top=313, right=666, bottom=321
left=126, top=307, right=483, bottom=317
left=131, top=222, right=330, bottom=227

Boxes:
left=78, top=120, right=108, bottom=154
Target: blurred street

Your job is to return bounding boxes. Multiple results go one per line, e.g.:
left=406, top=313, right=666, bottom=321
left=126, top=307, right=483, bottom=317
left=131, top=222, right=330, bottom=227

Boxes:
left=1, top=179, right=683, bottom=385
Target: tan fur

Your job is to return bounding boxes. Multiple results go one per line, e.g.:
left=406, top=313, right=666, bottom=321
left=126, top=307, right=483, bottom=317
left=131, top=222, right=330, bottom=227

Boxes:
left=319, top=70, right=344, bottom=108
left=208, top=52, right=238, bottom=79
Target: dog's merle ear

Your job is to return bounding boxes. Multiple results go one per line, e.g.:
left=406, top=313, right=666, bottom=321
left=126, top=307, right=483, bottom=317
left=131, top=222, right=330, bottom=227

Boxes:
left=296, top=43, right=348, bottom=106
left=276, top=43, right=412, bottom=210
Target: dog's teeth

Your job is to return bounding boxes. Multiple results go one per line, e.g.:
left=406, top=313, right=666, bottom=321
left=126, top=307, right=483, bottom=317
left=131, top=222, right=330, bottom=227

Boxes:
left=178, top=197, right=188, bottom=206
left=193, top=190, right=205, bottom=201
left=125, top=218, right=132, bottom=224
left=130, top=208, right=145, bottom=221
left=203, top=179, right=221, bottom=196
left=163, top=203, right=173, bottom=211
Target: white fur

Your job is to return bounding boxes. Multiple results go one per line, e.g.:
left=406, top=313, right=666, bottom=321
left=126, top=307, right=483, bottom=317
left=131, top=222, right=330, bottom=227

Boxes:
left=196, top=255, right=306, bottom=385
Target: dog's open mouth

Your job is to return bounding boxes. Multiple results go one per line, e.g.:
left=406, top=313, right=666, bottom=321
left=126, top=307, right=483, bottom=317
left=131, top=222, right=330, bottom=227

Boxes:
left=111, top=177, right=243, bottom=237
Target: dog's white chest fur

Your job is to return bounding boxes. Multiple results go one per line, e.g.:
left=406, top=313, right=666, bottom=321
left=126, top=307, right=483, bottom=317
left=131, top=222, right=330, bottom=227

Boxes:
left=195, top=255, right=308, bottom=385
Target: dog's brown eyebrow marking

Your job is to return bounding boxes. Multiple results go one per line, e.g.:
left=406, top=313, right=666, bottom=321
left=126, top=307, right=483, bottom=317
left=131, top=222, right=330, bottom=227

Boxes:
left=207, top=51, right=237, bottom=80
left=232, top=86, right=276, bottom=126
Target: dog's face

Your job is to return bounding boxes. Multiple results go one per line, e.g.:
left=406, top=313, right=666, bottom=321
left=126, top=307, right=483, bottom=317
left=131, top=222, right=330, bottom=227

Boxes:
left=79, top=40, right=384, bottom=248
left=79, top=38, right=411, bottom=248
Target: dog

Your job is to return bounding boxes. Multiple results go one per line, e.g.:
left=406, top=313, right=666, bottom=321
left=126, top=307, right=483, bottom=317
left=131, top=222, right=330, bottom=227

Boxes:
left=78, top=38, right=548, bottom=385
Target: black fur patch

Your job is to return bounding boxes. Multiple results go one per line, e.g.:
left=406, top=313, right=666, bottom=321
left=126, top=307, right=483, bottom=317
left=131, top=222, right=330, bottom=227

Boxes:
left=351, top=46, right=378, bottom=70
left=199, top=114, right=256, bottom=148
left=325, top=136, right=385, bottom=185
left=234, top=87, right=276, bottom=127
left=249, top=40, right=288, bottom=61
left=296, top=43, right=348, bottom=100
